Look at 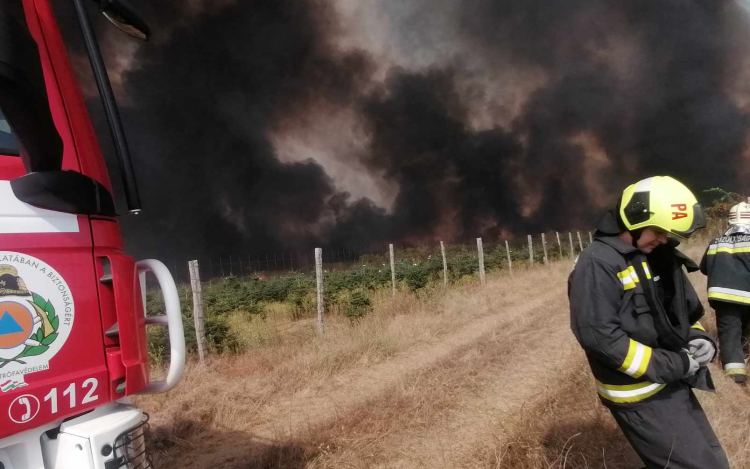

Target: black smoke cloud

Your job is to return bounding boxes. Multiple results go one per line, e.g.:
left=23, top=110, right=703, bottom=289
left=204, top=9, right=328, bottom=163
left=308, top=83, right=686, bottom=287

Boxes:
left=57, top=0, right=750, bottom=260
left=113, top=0, right=372, bottom=259
left=470, top=0, right=750, bottom=182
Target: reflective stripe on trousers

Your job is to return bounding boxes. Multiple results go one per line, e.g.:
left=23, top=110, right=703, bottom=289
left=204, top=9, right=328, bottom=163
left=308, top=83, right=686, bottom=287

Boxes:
left=724, top=362, right=748, bottom=376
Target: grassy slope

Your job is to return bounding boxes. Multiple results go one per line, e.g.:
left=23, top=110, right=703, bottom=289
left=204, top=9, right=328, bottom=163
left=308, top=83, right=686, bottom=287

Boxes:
left=138, top=241, right=750, bottom=469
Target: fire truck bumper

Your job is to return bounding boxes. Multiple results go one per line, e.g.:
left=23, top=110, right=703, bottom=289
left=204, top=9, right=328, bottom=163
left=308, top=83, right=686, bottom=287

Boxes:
left=0, top=401, right=151, bottom=469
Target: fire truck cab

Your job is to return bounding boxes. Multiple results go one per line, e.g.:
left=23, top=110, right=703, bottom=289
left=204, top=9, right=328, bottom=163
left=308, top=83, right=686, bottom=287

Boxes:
left=0, top=1, right=184, bottom=468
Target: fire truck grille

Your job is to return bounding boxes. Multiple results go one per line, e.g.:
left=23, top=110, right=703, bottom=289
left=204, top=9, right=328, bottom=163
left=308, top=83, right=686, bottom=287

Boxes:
left=105, top=413, right=154, bottom=469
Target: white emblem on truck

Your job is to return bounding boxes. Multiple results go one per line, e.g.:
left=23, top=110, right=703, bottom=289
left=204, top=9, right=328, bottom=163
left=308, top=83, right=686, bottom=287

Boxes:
left=0, top=252, right=74, bottom=391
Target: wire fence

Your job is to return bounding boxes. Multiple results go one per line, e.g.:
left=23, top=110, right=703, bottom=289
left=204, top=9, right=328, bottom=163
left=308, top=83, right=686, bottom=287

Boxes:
left=143, top=218, right=732, bottom=360
left=165, top=230, right=595, bottom=286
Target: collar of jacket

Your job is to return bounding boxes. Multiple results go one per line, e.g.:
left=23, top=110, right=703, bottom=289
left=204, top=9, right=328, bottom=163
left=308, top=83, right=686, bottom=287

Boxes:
left=593, top=207, right=638, bottom=254
left=596, top=207, right=625, bottom=235
left=593, top=233, right=638, bottom=255
left=725, top=224, right=750, bottom=236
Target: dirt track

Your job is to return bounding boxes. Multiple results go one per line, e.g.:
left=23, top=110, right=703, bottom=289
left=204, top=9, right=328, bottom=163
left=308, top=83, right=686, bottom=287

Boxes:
left=140, top=260, right=750, bottom=469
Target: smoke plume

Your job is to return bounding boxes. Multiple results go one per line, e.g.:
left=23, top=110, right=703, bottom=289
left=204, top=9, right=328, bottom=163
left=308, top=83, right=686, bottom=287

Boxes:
left=55, top=0, right=750, bottom=260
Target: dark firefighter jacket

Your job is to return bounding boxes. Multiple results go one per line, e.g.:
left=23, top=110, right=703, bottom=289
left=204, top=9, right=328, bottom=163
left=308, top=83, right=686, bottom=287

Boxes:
left=569, top=217, right=715, bottom=409
left=700, top=233, right=750, bottom=308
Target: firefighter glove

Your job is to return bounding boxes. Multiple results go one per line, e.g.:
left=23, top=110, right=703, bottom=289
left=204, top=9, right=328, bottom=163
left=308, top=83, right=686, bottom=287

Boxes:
left=688, top=338, right=715, bottom=366
left=682, top=351, right=700, bottom=378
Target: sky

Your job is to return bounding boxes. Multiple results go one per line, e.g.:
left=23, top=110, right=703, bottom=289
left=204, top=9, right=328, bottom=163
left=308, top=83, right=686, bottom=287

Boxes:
left=54, top=0, right=750, bottom=261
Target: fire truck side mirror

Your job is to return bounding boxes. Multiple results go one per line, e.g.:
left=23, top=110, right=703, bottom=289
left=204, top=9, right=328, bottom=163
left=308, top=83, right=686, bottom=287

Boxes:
left=10, top=170, right=117, bottom=216
left=94, top=0, right=151, bottom=41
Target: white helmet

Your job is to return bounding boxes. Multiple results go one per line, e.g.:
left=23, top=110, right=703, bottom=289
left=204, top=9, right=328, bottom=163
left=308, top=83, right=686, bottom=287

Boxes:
left=728, top=202, right=750, bottom=225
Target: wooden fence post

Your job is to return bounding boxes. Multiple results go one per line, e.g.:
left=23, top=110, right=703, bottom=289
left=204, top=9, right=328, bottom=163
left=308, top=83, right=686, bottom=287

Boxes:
left=528, top=234, right=534, bottom=266
left=569, top=232, right=575, bottom=257
left=577, top=231, right=584, bottom=252
left=556, top=232, right=563, bottom=259
left=315, top=248, right=324, bottom=334
left=505, top=240, right=513, bottom=275
left=588, top=231, right=593, bottom=245
left=389, top=243, right=396, bottom=296
left=189, top=260, right=208, bottom=365
left=477, top=238, right=486, bottom=284
left=541, top=233, right=548, bottom=266
left=440, top=241, right=448, bottom=286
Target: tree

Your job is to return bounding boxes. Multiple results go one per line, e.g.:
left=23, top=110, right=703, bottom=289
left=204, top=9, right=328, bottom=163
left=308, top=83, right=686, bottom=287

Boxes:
left=703, top=188, right=745, bottom=219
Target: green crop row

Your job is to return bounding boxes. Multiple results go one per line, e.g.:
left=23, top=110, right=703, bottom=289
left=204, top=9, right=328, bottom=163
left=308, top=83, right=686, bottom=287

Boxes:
left=146, top=235, right=588, bottom=362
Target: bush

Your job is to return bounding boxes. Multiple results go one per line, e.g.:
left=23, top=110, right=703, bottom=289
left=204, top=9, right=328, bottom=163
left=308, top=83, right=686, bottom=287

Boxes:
left=448, top=249, right=479, bottom=279
left=287, top=288, right=315, bottom=320
left=145, top=286, right=243, bottom=363
left=343, top=289, right=372, bottom=320
left=146, top=313, right=241, bottom=362
left=203, top=315, right=241, bottom=353
left=204, top=278, right=264, bottom=316
left=399, top=259, right=439, bottom=290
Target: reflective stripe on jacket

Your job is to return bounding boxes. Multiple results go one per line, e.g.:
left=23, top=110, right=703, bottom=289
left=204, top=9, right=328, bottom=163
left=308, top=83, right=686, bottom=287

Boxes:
left=700, top=234, right=750, bottom=306
left=569, top=234, right=712, bottom=408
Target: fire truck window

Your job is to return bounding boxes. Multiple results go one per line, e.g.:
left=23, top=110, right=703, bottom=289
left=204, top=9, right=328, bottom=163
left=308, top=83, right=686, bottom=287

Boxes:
left=0, top=106, right=20, bottom=156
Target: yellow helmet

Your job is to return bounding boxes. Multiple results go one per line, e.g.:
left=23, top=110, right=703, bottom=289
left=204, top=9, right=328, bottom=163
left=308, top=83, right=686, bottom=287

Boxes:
left=619, top=176, right=706, bottom=239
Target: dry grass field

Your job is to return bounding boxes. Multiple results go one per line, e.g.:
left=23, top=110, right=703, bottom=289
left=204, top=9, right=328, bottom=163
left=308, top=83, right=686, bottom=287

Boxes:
left=137, top=239, right=750, bottom=468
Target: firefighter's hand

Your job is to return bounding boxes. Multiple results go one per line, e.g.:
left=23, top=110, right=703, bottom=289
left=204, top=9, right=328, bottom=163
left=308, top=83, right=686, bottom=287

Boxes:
left=688, top=338, right=716, bottom=366
left=682, top=351, right=700, bottom=378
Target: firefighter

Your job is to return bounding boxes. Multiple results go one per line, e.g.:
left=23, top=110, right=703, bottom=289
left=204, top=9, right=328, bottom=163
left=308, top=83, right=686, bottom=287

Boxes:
left=569, top=176, right=729, bottom=469
left=700, top=201, right=750, bottom=384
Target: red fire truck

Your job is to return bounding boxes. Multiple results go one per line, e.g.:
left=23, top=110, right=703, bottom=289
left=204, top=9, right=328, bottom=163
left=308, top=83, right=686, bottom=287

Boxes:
left=0, top=1, right=185, bottom=467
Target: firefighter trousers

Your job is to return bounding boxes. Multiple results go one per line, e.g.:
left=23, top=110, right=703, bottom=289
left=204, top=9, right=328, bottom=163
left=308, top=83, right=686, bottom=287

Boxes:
left=609, top=383, right=729, bottom=469
left=715, top=302, right=750, bottom=374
